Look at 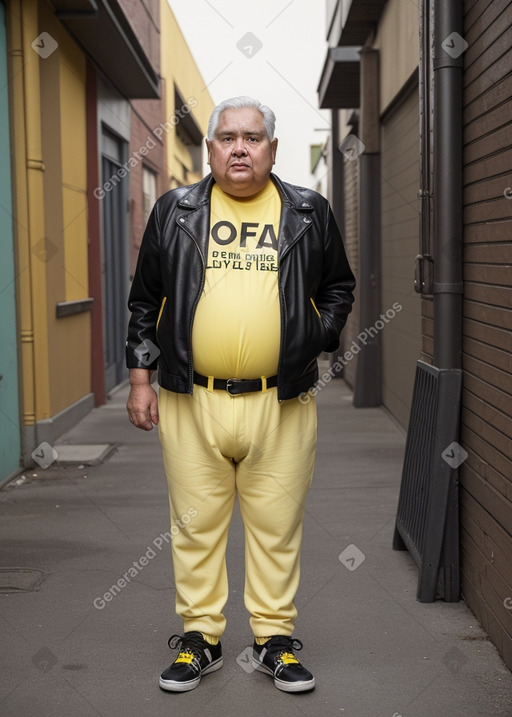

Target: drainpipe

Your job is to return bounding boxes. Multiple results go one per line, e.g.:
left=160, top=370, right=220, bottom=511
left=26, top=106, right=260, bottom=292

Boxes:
left=433, top=0, right=464, bottom=369
left=432, top=0, right=464, bottom=601
left=9, top=0, right=48, bottom=463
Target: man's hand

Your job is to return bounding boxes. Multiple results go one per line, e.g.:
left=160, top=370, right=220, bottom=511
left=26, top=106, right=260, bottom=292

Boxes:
left=126, top=369, right=159, bottom=430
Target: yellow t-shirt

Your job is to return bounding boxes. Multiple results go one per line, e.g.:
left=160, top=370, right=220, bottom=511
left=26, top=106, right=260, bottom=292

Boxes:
left=192, top=180, right=281, bottom=379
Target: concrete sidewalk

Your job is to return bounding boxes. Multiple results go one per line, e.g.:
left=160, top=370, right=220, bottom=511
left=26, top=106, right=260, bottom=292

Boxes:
left=1, top=379, right=512, bottom=716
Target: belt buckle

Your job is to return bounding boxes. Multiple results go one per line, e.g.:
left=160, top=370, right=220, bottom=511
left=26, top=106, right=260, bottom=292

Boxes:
left=226, top=377, right=243, bottom=396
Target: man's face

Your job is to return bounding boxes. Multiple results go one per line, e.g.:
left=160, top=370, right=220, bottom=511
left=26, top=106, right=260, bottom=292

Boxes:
left=206, top=107, right=278, bottom=198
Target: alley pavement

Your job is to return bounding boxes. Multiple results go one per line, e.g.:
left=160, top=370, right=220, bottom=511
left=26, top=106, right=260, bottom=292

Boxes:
left=1, top=377, right=512, bottom=717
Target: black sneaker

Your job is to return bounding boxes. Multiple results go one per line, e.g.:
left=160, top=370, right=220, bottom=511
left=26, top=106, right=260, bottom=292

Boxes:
left=159, top=631, right=223, bottom=692
left=252, top=635, right=315, bottom=693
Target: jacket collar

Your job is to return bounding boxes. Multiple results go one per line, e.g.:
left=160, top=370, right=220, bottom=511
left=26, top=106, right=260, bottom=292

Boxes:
left=176, top=173, right=313, bottom=260
left=177, top=172, right=313, bottom=211
left=177, top=173, right=214, bottom=209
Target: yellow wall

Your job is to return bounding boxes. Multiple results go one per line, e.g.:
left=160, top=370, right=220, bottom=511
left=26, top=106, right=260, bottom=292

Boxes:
left=46, top=4, right=90, bottom=416
left=59, top=31, right=88, bottom=303
left=9, top=0, right=38, bottom=428
left=160, top=0, right=214, bottom=186
left=11, top=0, right=210, bottom=427
left=11, top=0, right=90, bottom=422
left=373, top=0, right=420, bottom=114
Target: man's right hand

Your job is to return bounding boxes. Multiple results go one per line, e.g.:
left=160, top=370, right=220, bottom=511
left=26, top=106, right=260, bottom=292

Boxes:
left=126, top=369, right=159, bottom=431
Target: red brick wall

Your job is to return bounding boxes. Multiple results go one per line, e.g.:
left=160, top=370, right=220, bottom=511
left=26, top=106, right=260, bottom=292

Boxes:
left=128, top=97, right=167, bottom=277
left=121, top=0, right=165, bottom=276
left=118, top=0, right=160, bottom=73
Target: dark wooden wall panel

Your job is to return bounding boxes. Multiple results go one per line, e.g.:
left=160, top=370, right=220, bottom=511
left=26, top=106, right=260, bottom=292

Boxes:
left=460, top=0, right=512, bottom=674
left=380, top=87, right=422, bottom=429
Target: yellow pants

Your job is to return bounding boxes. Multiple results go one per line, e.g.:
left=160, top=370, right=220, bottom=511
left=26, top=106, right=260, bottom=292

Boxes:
left=157, top=384, right=317, bottom=639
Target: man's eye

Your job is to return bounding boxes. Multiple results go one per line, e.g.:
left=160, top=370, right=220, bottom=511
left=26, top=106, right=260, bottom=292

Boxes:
left=248, top=137, right=258, bottom=142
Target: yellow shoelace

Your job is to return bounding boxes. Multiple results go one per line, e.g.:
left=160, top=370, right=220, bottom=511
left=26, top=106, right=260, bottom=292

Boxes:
left=279, top=651, right=299, bottom=665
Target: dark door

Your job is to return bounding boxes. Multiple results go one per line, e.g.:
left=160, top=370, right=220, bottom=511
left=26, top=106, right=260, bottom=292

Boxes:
left=101, top=129, right=129, bottom=392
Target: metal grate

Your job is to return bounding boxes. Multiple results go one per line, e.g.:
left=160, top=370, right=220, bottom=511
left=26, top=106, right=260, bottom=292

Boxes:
left=393, top=360, right=462, bottom=602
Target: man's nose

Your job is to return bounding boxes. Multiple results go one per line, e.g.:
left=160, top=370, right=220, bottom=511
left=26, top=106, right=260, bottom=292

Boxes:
left=232, top=138, right=247, bottom=155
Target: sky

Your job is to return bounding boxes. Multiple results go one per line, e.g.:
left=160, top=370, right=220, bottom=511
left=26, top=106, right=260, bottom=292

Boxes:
left=167, top=0, right=331, bottom=188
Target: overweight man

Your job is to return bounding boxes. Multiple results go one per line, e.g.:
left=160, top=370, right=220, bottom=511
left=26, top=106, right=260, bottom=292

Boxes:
left=126, top=96, right=355, bottom=694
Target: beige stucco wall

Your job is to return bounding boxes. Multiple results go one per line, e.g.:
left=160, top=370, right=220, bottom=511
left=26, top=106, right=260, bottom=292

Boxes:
left=160, top=0, right=214, bottom=186
left=373, top=0, right=420, bottom=114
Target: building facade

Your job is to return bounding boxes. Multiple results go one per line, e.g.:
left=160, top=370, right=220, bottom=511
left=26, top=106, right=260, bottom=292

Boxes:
left=0, top=0, right=212, bottom=485
left=318, top=0, right=512, bottom=671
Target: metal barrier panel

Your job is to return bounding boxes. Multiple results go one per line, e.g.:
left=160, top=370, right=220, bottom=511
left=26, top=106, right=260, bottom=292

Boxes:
left=393, top=360, right=462, bottom=602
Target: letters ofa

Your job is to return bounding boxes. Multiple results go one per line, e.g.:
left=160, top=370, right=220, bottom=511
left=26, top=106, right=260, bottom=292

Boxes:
left=210, top=221, right=278, bottom=250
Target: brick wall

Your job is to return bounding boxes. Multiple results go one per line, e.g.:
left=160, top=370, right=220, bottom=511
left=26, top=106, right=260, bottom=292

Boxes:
left=128, top=96, right=167, bottom=276
left=459, top=0, right=512, bottom=672
left=118, top=0, right=160, bottom=72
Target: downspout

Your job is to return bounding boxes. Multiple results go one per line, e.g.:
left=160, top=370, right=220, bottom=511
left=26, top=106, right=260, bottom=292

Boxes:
left=432, top=0, right=464, bottom=600
left=22, top=0, right=51, bottom=448
left=433, top=0, right=464, bottom=369
left=9, top=0, right=47, bottom=464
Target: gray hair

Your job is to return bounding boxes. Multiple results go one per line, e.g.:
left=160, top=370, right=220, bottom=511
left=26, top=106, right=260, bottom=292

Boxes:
left=207, top=96, right=276, bottom=141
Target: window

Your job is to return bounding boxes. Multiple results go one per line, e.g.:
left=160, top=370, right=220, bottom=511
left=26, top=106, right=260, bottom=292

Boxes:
left=142, top=166, right=157, bottom=226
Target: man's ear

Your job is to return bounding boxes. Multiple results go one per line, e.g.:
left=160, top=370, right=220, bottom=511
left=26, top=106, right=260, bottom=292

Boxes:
left=205, top=138, right=211, bottom=165
left=271, top=138, right=278, bottom=165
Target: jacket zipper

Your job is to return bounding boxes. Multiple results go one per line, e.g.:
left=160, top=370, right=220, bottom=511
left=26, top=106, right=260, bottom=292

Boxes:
left=310, top=296, right=321, bottom=320
left=156, top=296, right=167, bottom=332
left=277, top=265, right=286, bottom=403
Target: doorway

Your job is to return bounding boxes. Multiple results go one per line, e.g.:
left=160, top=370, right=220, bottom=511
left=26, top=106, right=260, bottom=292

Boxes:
left=101, top=127, right=129, bottom=393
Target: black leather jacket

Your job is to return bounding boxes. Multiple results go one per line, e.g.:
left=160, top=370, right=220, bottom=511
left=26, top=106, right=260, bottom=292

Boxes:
left=126, top=173, right=355, bottom=401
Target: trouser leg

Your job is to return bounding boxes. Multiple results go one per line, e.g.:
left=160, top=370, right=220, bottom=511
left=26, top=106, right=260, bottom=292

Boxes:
left=235, top=390, right=317, bottom=637
left=157, top=386, right=237, bottom=638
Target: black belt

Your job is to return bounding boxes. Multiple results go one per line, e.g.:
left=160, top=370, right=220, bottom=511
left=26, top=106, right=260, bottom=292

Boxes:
left=193, top=371, right=277, bottom=396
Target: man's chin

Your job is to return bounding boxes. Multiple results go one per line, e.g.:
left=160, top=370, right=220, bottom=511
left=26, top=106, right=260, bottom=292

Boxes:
left=215, top=174, right=259, bottom=196
left=227, top=167, right=252, bottom=180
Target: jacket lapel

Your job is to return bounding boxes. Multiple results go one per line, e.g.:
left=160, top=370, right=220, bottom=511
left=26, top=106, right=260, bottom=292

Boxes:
left=270, top=174, right=313, bottom=261
left=175, top=174, right=214, bottom=264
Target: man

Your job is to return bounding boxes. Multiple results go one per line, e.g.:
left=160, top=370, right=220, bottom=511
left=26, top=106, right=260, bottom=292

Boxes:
left=126, top=97, right=355, bottom=694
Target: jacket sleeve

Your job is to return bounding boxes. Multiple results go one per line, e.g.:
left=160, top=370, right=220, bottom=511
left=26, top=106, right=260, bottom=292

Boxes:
left=125, top=203, right=163, bottom=370
left=315, top=202, right=356, bottom=353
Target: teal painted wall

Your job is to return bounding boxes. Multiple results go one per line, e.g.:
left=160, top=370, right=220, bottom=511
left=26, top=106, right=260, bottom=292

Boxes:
left=0, top=3, right=21, bottom=483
